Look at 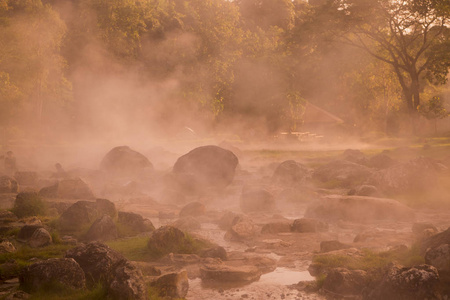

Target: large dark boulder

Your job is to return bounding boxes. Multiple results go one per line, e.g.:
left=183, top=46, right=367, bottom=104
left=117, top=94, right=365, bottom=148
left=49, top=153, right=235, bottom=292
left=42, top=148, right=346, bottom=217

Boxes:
left=365, top=264, right=441, bottom=300
left=58, top=201, right=97, bottom=232
left=172, top=145, right=238, bottom=194
left=149, top=270, right=189, bottom=299
left=100, top=145, right=153, bottom=177
left=108, top=261, right=148, bottom=300
left=0, top=176, right=18, bottom=193
left=19, top=258, right=85, bottom=292
left=96, top=198, right=116, bottom=218
left=312, top=160, right=373, bottom=188
left=65, top=242, right=126, bottom=286
left=17, top=225, right=43, bottom=242
left=118, top=211, right=155, bottom=234
left=147, top=226, right=187, bottom=256
left=420, top=227, right=450, bottom=255
left=239, top=188, right=275, bottom=213
left=322, top=268, right=367, bottom=296
left=84, top=215, right=118, bottom=242
left=306, top=195, right=415, bottom=223
left=425, top=244, right=450, bottom=274
left=272, top=160, right=309, bottom=186
left=291, top=218, right=328, bottom=233
left=28, top=228, right=52, bottom=248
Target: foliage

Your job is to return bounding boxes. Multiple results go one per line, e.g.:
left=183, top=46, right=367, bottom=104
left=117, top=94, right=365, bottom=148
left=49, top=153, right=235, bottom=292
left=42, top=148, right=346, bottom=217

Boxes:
left=12, top=192, right=47, bottom=218
left=418, top=96, right=449, bottom=120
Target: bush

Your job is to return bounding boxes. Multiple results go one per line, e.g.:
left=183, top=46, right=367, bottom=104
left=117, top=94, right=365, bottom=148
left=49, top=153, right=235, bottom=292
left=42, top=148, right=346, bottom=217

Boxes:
left=12, top=192, right=46, bottom=218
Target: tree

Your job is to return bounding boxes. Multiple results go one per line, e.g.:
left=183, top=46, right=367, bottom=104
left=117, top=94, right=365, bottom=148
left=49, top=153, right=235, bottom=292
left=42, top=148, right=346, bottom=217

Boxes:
left=307, top=0, right=450, bottom=116
left=418, top=95, right=449, bottom=133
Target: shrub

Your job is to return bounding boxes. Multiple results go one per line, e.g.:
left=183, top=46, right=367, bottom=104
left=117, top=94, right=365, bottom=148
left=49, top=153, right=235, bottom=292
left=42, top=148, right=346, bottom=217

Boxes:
left=12, top=192, right=46, bottom=218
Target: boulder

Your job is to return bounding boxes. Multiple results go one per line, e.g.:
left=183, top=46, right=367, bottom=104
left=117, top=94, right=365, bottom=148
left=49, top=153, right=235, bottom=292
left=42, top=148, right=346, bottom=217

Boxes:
left=100, top=145, right=153, bottom=177
left=58, top=201, right=97, bottom=232
left=0, top=210, right=18, bottom=223
left=172, top=217, right=201, bottom=231
left=179, top=202, right=205, bottom=217
left=425, top=244, right=450, bottom=273
left=0, top=240, right=16, bottom=254
left=420, top=227, right=450, bottom=255
left=108, top=261, right=148, bottom=300
left=65, top=242, right=126, bottom=286
left=291, top=218, right=328, bottom=233
left=84, top=215, right=118, bottom=242
left=272, top=160, right=309, bottom=186
left=19, top=258, right=85, bottom=292
left=96, top=198, right=116, bottom=218
left=28, top=228, right=52, bottom=248
left=367, top=157, right=441, bottom=194
left=147, top=226, right=187, bottom=256
left=320, top=240, right=351, bottom=253
left=261, top=222, right=291, bottom=234
left=172, top=145, right=238, bottom=194
left=240, top=188, right=276, bottom=213
left=226, top=218, right=260, bottom=241
left=365, top=264, right=440, bottom=300
left=118, top=211, right=155, bottom=234
left=305, top=195, right=415, bottom=223
left=57, top=178, right=95, bottom=199
left=0, top=176, right=18, bottom=193
left=0, top=260, right=21, bottom=280
left=200, top=264, right=261, bottom=282
left=149, top=270, right=189, bottom=299
left=199, top=246, right=227, bottom=261
left=217, top=211, right=241, bottom=230
left=17, top=225, right=43, bottom=242
left=368, top=154, right=397, bottom=169
left=12, top=192, right=46, bottom=218
left=312, top=160, right=373, bottom=188
left=322, top=268, right=367, bottom=296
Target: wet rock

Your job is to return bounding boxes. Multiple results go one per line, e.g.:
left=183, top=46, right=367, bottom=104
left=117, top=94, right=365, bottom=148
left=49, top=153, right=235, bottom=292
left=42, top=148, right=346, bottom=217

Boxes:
left=179, top=201, right=205, bottom=217
left=19, top=258, right=85, bottom=292
left=261, top=222, right=291, bottom=234
left=17, top=225, right=43, bottom=242
left=199, top=246, right=227, bottom=261
left=118, top=211, right=155, bottom=234
left=272, top=160, right=309, bottom=186
left=149, top=270, right=189, bottom=298
left=13, top=172, right=38, bottom=187
left=312, top=160, right=373, bottom=188
left=240, top=188, right=275, bottom=213
left=322, top=268, right=367, bottom=296
left=306, top=195, right=414, bottom=223
left=0, top=240, right=16, bottom=253
left=425, top=244, right=450, bottom=273
left=367, top=157, right=441, bottom=195
left=226, top=218, right=260, bottom=241
left=200, top=264, right=261, bottom=282
left=291, top=218, right=328, bottom=233
left=108, top=260, right=148, bottom=300
left=147, top=226, right=186, bottom=256
left=96, top=198, right=116, bottom=218
left=0, top=176, right=19, bottom=193
left=28, top=228, right=52, bottom=248
left=58, top=201, right=97, bottom=232
left=172, top=216, right=201, bottom=231
left=65, top=242, right=126, bottom=286
left=84, top=215, right=118, bottom=242
left=365, top=264, right=440, bottom=300
left=320, top=240, right=351, bottom=253
left=421, top=227, right=450, bottom=255
left=368, top=153, right=396, bottom=169
left=100, top=145, right=153, bottom=178
left=12, top=192, right=46, bottom=218
left=172, top=145, right=238, bottom=194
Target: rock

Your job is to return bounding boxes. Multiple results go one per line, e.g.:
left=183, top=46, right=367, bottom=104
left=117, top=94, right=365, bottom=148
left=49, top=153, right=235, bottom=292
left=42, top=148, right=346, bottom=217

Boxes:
left=261, top=222, right=291, bottom=234
left=13, top=172, right=38, bottom=187
left=61, top=235, right=78, bottom=245
left=38, top=183, right=58, bottom=198
left=0, top=260, right=21, bottom=280
left=17, top=225, right=43, bottom=242
left=348, top=185, right=380, bottom=197
left=100, top=145, right=153, bottom=178
left=28, top=228, right=52, bottom=248
left=0, top=176, right=18, bottom=193
left=217, top=211, right=241, bottom=230
left=342, top=149, right=368, bottom=165
left=108, top=261, right=148, bottom=300
left=172, top=145, right=238, bottom=194
left=291, top=218, right=328, bottom=233
left=57, top=178, right=95, bottom=199
left=0, top=210, right=18, bottom=223
left=4, top=291, right=30, bottom=300
left=312, top=160, right=373, bottom=188
left=65, top=242, right=126, bottom=286
left=368, top=154, right=396, bottom=169
left=96, top=198, right=116, bottom=218
left=365, top=264, right=440, bottom=300
left=179, top=202, right=205, bottom=217
left=240, top=188, right=276, bottom=213
left=200, top=264, right=261, bottom=282
left=0, top=240, right=16, bottom=253
left=19, top=258, right=85, bottom=292
left=84, top=215, right=118, bottom=242
left=172, top=217, right=201, bottom=231
left=425, top=244, right=450, bottom=273
left=147, top=226, right=187, bottom=256
left=305, top=195, right=415, bottom=223
left=322, top=268, right=367, bottom=296
left=58, top=201, right=97, bottom=232
left=320, top=240, right=351, bottom=253
left=226, top=218, right=260, bottom=241
left=367, top=157, right=441, bottom=195
left=272, top=160, right=309, bottom=186
left=149, top=270, right=189, bottom=298
left=243, top=255, right=277, bottom=273
left=118, top=211, right=155, bottom=234
left=412, top=222, right=438, bottom=235
left=199, top=246, right=227, bottom=261
left=12, top=192, right=46, bottom=218
left=420, top=227, right=450, bottom=255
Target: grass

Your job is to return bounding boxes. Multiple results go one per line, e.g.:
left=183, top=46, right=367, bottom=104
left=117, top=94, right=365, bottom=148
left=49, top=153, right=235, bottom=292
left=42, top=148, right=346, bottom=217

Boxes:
left=27, top=282, right=107, bottom=300
left=0, top=244, right=73, bottom=265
